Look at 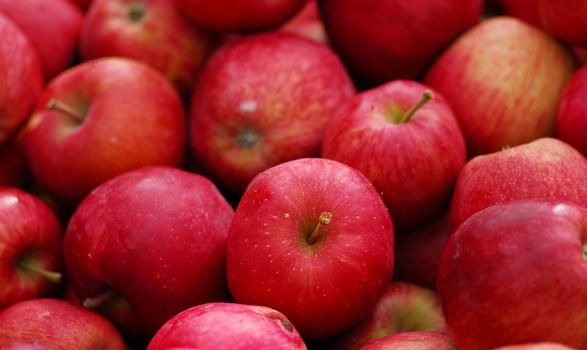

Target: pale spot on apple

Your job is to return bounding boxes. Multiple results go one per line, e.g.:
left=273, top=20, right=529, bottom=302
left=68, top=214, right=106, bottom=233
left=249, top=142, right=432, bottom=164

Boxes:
left=26, top=115, right=42, bottom=131
left=284, top=213, right=290, bottom=219
left=239, top=100, right=258, bottom=112
left=0, top=195, right=19, bottom=208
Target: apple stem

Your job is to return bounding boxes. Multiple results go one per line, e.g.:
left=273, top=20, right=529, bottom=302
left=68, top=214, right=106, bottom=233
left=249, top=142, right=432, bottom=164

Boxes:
left=306, top=212, right=333, bottom=245
left=17, top=260, right=62, bottom=284
left=83, top=290, right=117, bottom=309
left=398, top=90, right=434, bottom=124
left=47, top=99, right=84, bottom=122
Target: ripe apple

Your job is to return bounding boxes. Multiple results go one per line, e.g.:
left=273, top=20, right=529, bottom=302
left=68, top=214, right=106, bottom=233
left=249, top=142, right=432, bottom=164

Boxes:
left=438, top=200, right=587, bottom=350
left=539, top=0, right=587, bottom=47
left=0, top=137, right=29, bottom=187
left=0, top=298, right=128, bottom=349
left=493, top=343, right=577, bottom=350
left=174, top=0, right=307, bottom=33
left=147, top=302, right=307, bottom=350
left=0, top=12, right=43, bottom=146
left=318, top=0, right=483, bottom=85
left=0, top=0, right=83, bottom=80
left=0, top=188, right=63, bottom=309
left=280, top=0, right=327, bottom=43
left=321, top=80, right=466, bottom=232
left=64, top=166, right=234, bottom=337
left=556, top=66, right=587, bottom=157
left=19, top=57, right=186, bottom=206
left=0, top=343, right=54, bottom=350
left=425, top=17, right=576, bottom=156
left=359, top=332, right=457, bottom=350
left=80, top=0, right=217, bottom=99
left=323, top=282, right=447, bottom=350
left=449, top=137, right=587, bottom=230
left=227, top=158, right=394, bottom=339
left=189, top=32, right=354, bottom=196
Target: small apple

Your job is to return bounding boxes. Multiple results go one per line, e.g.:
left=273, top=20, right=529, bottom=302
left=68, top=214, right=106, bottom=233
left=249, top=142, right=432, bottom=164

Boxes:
left=556, top=65, right=587, bottom=157
left=539, top=0, right=587, bottom=47
left=359, top=332, right=457, bottom=350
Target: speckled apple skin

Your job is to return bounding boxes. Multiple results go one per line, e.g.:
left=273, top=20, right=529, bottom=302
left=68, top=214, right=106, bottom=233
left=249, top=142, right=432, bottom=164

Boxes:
left=359, top=331, right=457, bottom=350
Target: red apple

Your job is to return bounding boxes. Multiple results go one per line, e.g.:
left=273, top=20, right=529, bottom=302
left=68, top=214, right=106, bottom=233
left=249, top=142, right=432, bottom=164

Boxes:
left=147, top=302, right=307, bottom=350
left=64, top=166, right=233, bottom=337
left=80, top=0, right=217, bottom=99
left=438, top=200, right=587, bottom=350
left=0, top=0, right=83, bottom=81
left=0, top=12, right=43, bottom=146
left=280, top=0, right=327, bottom=43
left=0, top=298, right=128, bottom=349
left=493, top=343, right=578, bottom=350
left=359, top=332, right=457, bottom=350
left=174, top=0, right=307, bottom=33
left=227, top=158, right=394, bottom=339
left=19, top=57, right=186, bottom=206
left=318, top=0, right=483, bottom=85
left=556, top=65, right=587, bottom=157
left=0, top=188, right=63, bottom=309
left=0, top=137, right=29, bottom=187
left=425, top=17, right=576, bottom=156
left=449, top=138, right=587, bottom=230
left=0, top=343, right=55, bottom=350
left=189, top=32, right=354, bottom=196
left=539, top=0, right=587, bottom=47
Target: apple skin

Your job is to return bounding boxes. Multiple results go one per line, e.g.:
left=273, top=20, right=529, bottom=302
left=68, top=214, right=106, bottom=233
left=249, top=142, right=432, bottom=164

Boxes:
left=0, top=0, right=83, bottom=81
left=189, top=32, right=354, bottom=196
left=280, top=0, right=327, bottom=44
left=0, top=343, right=56, bottom=350
left=359, top=332, right=457, bottom=350
left=0, top=298, right=128, bottom=349
left=321, top=80, right=466, bottom=232
left=318, top=0, right=483, bottom=85
left=0, top=137, right=29, bottom=187
left=556, top=66, right=587, bottom=157
left=539, top=0, right=587, bottom=47
left=0, top=13, right=44, bottom=146
left=64, top=166, right=234, bottom=337
left=438, top=200, right=587, bottom=350
left=20, top=57, right=186, bottom=207
left=493, top=343, right=578, bottom=350
left=174, top=0, right=307, bottom=33
left=81, top=0, right=218, bottom=99
left=425, top=17, right=576, bottom=156
left=0, top=187, right=63, bottom=309
left=449, top=137, right=587, bottom=230
left=147, top=302, right=307, bottom=350
left=227, top=158, right=394, bottom=340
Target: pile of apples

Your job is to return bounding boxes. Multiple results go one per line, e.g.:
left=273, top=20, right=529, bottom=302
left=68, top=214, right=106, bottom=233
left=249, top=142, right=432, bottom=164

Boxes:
left=2, top=0, right=587, bottom=349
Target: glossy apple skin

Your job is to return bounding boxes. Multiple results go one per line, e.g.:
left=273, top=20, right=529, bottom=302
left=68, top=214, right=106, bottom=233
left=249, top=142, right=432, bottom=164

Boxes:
left=0, top=137, right=28, bottom=187
left=439, top=200, right=587, bottom=350
left=64, top=166, right=234, bottom=337
left=359, top=332, right=457, bottom=350
left=324, top=282, right=447, bottom=350
left=0, top=188, right=62, bottom=309
left=147, top=302, right=307, bottom=350
left=227, top=158, right=394, bottom=339
left=539, top=0, right=587, bottom=47
left=449, top=138, right=587, bottom=230
left=493, top=343, right=578, bottom=350
left=318, top=0, right=482, bottom=85
left=0, top=13, right=43, bottom=146
left=81, top=0, right=217, bottom=99
left=174, top=0, right=307, bottom=32
left=190, top=32, right=354, bottom=196
left=322, top=80, right=466, bottom=232
left=556, top=66, right=587, bottom=157
left=0, top=0, right=83, bottom=80
left=425, top=17, right=576, bottom=156
left=0, top=298, right=128, bottom=349
left=20, top=57, right=186, bottom=206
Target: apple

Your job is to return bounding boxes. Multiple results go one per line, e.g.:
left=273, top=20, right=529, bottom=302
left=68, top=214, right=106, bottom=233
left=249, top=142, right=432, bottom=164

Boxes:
left=490, top=0, right=541, bottom=27
left=318, top=0, right=483, bottom=85
left=449, top=137, right=587, bottom=230
left=174, top=0, right=307, bottom=33
left=0, top=12, right=44, bottom=146
left=359, top=332, right=457, bottom=350
left=0, top=298, right=128, bottom=349
left=0, top=187, right=63, bottom=309
left=539, top=0, right=587, bottom=47
left=493, top=343, right=578, bottom=350
left=227, top=158, right=394, bottom=339
left=556, top=66, right=587, bottom=157
left=0, top=343, right=55, bottom=350
left=147, top=302, right=307, bottom=349
left=0, top=137, right=29, bottom=187
left=189, top=32, right=354, bottom=196
left=0, top=0, right=83, bottom=81
left=425, top=17, right=576, bottom=156
left=438, top=200, right=587, bottom=350
left=64, top=166, right=234, bottom=337
left=19, top=57, right=186, bottom=207
left=280, top=0, right=327, bottom=44
left=80, top=0, right=218, bottom=99
left=321, top=80, right=466, bottom=232
left=323, top=282, right=447, bottom=350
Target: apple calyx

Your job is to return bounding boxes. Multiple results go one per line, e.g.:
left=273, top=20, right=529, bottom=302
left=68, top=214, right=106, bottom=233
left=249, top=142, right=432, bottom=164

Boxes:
left=47, top=99, right=84, bottom=123
left=15, top=259, right=62, bottom=284
left=235, top=129, right=260, bottom=149
left=306, top=212, right=333, bottom=245
left=396, top=90, right=434, bottom=124
left=127, top=3, right=146, bottom=23
left=83, top=290, right=117, bottom=309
